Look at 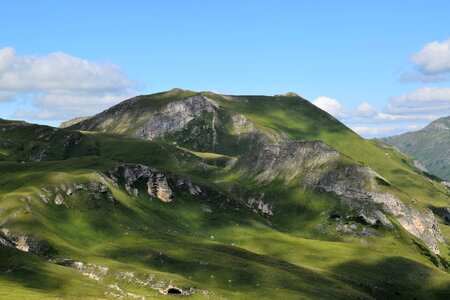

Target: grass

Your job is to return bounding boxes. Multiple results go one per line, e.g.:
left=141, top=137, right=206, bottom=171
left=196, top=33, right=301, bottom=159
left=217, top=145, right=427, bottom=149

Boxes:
left=1, top=90, right=450, bottom=299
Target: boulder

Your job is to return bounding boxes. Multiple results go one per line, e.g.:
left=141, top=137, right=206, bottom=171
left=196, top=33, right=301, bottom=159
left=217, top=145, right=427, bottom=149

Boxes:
left=54, top=194, right=65, bottom=205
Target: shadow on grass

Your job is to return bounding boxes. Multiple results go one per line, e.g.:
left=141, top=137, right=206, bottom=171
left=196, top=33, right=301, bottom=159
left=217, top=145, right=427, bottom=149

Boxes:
left=331, top=256, right=450, bottom=299
left=0, top=247, right=62, bottom=291
left=103, top=237, right=366, bottom=299
left=428, top=205, right=449, bottom=225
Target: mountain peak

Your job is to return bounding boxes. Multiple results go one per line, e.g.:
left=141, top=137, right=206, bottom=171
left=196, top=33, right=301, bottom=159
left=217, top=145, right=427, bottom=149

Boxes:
left=425, top=116, right=450, bottom=131
left=382, top=115, right=450, bottom=180
left=273, top=92, right=300, bottom=97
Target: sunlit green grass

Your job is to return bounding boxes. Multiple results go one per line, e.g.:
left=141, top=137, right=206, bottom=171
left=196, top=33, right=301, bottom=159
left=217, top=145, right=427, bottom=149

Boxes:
left=1, top=91, right=450, bottom=299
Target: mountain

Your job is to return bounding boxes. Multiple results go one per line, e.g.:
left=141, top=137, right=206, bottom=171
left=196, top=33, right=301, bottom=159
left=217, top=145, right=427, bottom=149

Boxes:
left=382, top=116, right=450, bottom=181
left=59, top=116, right=91, bottom=128
left=0, top=90, right=449, bottom=299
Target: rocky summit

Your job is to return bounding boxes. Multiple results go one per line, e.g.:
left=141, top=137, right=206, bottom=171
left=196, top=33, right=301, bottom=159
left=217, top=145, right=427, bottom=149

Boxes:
left=0, top=89, right=449, bottom=299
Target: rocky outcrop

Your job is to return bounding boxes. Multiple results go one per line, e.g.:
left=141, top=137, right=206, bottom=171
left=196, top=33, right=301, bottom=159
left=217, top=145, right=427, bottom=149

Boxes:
left=39, top=194, right=50, bottom=204
left=242, top=139, right=446, bottom=254
left=33, top=181, right=113, bottom=206
left=241, top=140, right=340, bottom=183
left=0, top=228, right=38, bottom=253
left=147, top=173, right=173, bottom=202
left=317, top=178, right=445, bottom=254
left=246, top=193, right=273, bottom=216
left=56, top=258, right=208, bottom=297
left=413, top=160, right=430, bottom=173
left=59, top=259, right=109, bottom=281
left=0, top=234, right=15, bottom=248
left=54, top=194, right=65, bottom=205
left=176, top=178, right=202, bottom=196
left=134, top=95, right=219, bottom=140
left=231, top=113, right=257, bottom=135
left=108, top=164, right=173, bottom=202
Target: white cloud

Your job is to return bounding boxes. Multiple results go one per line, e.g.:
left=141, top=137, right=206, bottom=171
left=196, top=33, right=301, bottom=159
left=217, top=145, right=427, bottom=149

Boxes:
left=354, top=102, right=376, bottom=117
left=386, top=87, right=450, bottom=115
left=407, top=124, right=420, bottom=130
left=398, top=71, right=449, bottom=83
left=308, top=93, right=443, bottom=138
left=351, top=126, right=397, bottom=136
left=312, top=96, right=347, bottom=118
left=0, top=47, right=140, bottom=120
left=411, top=38, right=450, bottom=75
left=340, top=38, right=450, bottom=137
left=346, top=87, right=450, bottom=138
left=14, top=108, right=56, bottom=120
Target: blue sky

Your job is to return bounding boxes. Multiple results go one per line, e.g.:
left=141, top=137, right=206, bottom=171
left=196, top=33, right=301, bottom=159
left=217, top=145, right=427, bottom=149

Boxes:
left=1, top=0, right=450, bottom=137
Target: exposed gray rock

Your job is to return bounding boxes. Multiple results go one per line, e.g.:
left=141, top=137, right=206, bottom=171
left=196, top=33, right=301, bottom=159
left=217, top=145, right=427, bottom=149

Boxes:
left=56, top=259, right=208, bottom=297
left=0, top=228, right=30, bottom=252
left=59, top=184, right=67, bottom=192
left=0, top=232, right=15, bottom=248
left=148, top=173, right=173, bottom=202
left=107, top=194, right=117, bottom=203
left=336, top=223, right=358, bottom=234
left=426, top=122, right=449, bottom=131
left=60, top=259, right=109, bottom=281
left=274, top=92, right=300, bottom=97
left=176, top=178, right=202, bottom=195
left=42, top=187, right=52, bottom=195
left=311, top=165, right=445, bottom=254
left=134, top=95, right=218, bottom=140
left=201, top=204, right=212, bottom=213
left=95, top=172, right=119, bottom=187
left=231, top=113, right=257, bottom=135
left=108, top=164, right=173, bottom=202
left=242, top=139, right=446, bottom=254
left=54, top=194, right=65, bottom=205
left=29, top=144, right=50, bottom=161
left=126, top=184, right=139, bottom=197
left=89, top=181, right=108, bottom=194
left=413, top=160, right=430, bottom=173
left=38, top=194, right=49, bottom=204
left=74, top=183, right=86, bottom=191
left=247, top=193, right=273, bottom=216
left=242, top=140, right=340, bottom=183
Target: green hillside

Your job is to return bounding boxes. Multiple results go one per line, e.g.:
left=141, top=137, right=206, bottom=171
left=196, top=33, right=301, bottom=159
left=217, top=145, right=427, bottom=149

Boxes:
left=382, top=116, right=450, bottom=181
left=1, top=90, right=449, bottom=299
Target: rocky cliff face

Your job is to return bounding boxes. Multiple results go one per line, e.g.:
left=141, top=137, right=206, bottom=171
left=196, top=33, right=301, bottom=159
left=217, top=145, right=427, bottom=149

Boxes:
left=241, top=139, right=446, bottom=254
left=241, top=140, right=340, bottom=183
left=315, top=171, right=445, bottom=254
left=230, top=113, right=257, bottom=135
left=0, top=163, right=206, bottom=259
left=108, top=164, right=174, bottom=202
left=134, top=95, right=219, bottom=141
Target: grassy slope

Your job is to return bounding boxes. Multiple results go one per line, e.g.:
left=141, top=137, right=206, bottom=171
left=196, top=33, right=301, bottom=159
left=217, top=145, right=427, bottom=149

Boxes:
left=1, top=156, right=449, bottom=299
left=206, top=93, right=450, bottom=209
left=381, top=119, right=450, bottom=181
left=0, top=158, right=368, bottom=299
left=1, top=91, right=450, bottom=298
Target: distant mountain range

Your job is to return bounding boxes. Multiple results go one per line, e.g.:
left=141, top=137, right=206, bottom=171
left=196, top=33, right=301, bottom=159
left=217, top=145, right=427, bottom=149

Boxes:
left=382, top=116, right=450, bottom=181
